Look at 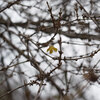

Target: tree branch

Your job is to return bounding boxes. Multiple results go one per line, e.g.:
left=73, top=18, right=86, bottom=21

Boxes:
left=0, top=0, right=21, bottom=13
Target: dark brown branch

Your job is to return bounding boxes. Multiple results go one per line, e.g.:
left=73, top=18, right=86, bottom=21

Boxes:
left=0, top=0, right=21, bottom=13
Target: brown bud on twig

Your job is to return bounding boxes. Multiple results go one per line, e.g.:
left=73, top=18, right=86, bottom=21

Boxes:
left=83, top=70, right=99, bottom=82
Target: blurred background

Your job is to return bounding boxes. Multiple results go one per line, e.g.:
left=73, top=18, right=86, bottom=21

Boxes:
left=0, top=0, right=100, bottom=100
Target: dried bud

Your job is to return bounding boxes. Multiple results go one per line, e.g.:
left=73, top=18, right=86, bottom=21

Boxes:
left=83, top=71, right=99, bottom=82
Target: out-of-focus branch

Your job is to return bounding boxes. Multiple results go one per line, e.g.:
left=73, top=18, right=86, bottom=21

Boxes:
left=0, top=0, right=21, bottom=13
left=39, top=26, right=100, bottom=41
left=1, top=21, right=100, bottom=41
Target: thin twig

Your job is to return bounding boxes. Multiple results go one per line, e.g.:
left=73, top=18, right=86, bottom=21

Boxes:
left=0, top=0, right=21, bottom=13
left=76, top=0, right=100, bottom=29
